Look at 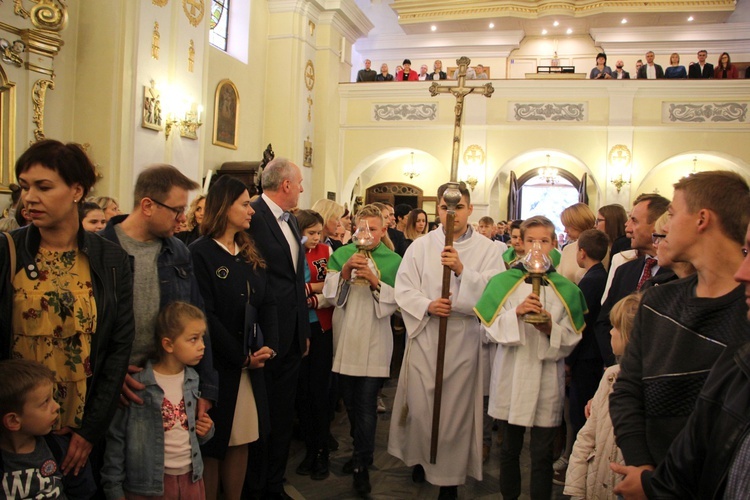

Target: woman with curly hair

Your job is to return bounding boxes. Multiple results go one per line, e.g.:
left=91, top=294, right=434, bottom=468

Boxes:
left=177, top=194, right=206, bottom=246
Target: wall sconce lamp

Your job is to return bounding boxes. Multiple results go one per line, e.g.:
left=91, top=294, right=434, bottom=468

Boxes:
left=164, top=92, right=203, bottom=140
left=462, top=144, right=485, bottom=191
left=608, top=144, right=632, bottom=193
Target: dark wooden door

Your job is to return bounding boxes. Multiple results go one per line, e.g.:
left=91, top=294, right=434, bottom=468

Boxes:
left=507, top=171, right=519, bottom=220
left=578, top=173, right=589, bottom=204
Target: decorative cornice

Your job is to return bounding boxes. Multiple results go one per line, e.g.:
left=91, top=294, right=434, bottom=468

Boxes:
left=316, top=0, right=374, bottom=43
left=354, top=31, right=524, bottom=60
left=591, top=22, right=750, bottom=54
left=391, top=0, right=735, bottom=24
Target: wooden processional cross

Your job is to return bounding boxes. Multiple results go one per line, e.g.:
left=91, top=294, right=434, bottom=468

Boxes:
left=428, top=56, right=494, bottom=464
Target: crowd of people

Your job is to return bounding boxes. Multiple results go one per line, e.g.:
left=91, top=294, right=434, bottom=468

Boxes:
left=353, top=50, right=748, bottom=82
left=590, top=49, right=747, bottom=80
left=0, top=138, right=749, bottom=500
left=356, top=59, right=488, bottom=82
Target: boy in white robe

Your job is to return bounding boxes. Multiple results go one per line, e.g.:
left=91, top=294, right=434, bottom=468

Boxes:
left=388, top=183, right=504, bottom=498
left=323, top=205, right=401, bottom=497
left=475, top=216, right=587, bottom=500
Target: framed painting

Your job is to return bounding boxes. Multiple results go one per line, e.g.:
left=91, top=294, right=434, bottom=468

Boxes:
left=212, top=79, right=239, bottom=149
left=142, top=85, right=163, bottom=131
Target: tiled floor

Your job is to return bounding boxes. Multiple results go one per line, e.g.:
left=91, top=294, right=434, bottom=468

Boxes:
left=282, top=379, right=568, bottom=500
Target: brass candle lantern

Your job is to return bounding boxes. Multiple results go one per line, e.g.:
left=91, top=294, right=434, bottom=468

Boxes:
left=522, top=240, right=552, bottom=324
left=351, top=218, right=374, bottom=285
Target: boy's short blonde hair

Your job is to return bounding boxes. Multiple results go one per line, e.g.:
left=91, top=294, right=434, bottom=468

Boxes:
left=609, top=292, right=642, bottom=345
left=519, top=215, right=556, bottom=240
left=0, top=360, right=55, bottom=419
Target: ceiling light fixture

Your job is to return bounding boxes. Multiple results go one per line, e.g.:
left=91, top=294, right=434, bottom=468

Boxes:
left=489, top=22, right=495, bottom=29
left=553, top=21, right=559, bottom=27
left=566, top=28, right=572, bottom=34
left=403, top=152, right=421, bottom=180
left=538, top=155, right=559, bottom=185
left=542, top=29, right=548, bottom=35
left=621, top=18, right=628, bottom=24
left=687, top=16, right=694, bottom=21
left=431, top=25, right=437, bottom=31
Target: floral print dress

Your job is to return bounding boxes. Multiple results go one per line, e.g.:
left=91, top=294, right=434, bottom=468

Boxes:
left=12, top=248, right=97, bottom=430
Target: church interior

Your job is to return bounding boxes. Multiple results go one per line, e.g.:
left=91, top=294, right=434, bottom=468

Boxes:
left=1, top=0, right=749, bottom=222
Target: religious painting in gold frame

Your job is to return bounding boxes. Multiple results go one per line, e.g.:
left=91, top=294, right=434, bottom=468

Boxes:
left=212, top=79, right=239, bottom=150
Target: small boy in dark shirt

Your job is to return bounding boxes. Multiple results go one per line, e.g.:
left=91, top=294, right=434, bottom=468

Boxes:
left=0, top=359, right=95, bottom=499
left=568, top=229, right=610, bottom=434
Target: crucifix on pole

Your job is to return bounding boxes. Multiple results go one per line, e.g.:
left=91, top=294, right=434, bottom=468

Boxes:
left=427, top=56, right=494, bottom=464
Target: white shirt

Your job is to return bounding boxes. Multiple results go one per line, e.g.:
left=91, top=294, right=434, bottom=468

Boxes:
left=261, top=193, right=299, bottom=270
left=647, top=64, right=657, bottom=79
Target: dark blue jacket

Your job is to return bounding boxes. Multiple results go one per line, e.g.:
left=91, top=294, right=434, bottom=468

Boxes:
left=100, top=215, right=218, bottom=402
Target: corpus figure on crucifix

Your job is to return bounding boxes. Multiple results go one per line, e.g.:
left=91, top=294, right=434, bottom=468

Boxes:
left=388, top=57, right=502, bottom=497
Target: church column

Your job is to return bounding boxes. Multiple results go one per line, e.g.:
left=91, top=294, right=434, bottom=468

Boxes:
left=264, top=0, right=371, bottom=206
left=605, top=87, right=637, bottom=205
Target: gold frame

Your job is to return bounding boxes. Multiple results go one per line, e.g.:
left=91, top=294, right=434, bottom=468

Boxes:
left=142, top=84, right=163, bottom=131
left=0, top=65, right=17, bottom=193
left=212, top=79, right=239, bottom=150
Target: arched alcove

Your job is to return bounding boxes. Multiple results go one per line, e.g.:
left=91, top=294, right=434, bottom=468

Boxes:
left=487, top=149, right=601, bottom=221
left=635, top=152, right=750, bottom=195
left=342, top=148, right=449, bottom=214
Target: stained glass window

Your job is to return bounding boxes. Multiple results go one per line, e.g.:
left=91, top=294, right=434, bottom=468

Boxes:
left=209, top=0, right=230, bottom=51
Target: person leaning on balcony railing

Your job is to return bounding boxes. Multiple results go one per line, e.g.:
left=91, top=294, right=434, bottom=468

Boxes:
left=715, top=52, right=739, bottom=79
left=375, top=63, right=394, bottom=82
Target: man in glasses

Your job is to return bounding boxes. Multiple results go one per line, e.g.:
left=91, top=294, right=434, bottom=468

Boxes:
left=611, top=171, right=750, bottom=498
left=101, top=164, right=218, bottom=413
left=595, top=193, right=670, bottom=366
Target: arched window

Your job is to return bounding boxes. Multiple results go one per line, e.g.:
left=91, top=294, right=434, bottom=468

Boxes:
left=209, top=0, right=230, bottom=51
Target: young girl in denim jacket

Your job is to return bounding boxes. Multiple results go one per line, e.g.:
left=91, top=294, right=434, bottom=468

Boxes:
left=564, top=292, right=642, bottom=500
left=102, top=302, right=215, bottom=499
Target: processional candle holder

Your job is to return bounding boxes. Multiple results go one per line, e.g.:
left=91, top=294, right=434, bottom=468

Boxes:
left=351, top=219, right=374, bottom=285
left=522, top=240, right=552, bottom=324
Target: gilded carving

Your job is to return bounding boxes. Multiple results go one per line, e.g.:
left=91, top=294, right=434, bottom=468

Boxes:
left=0, top=38, right=25, bottom=67
left=305, top=60, right=315, bottom=90
left=188, top=39, right=195, bottom=72
left=463, top=145, right=485, bottom=166
left=13, top=0, right=68, bottom=31
left=183, top=0, right=205, bottom=27
left=31, top=78, right=54, bottom=142
left=153, top=0, right=168, bottom=6
left=152, top=22, right=160, bottom=60
left=306, top=95, right=312, bottom=122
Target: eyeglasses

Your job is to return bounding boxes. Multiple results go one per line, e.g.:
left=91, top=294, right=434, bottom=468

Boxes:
left=652, top=233, right=666, bottom=245
left=595, top=218, right=606, bottom=224
left=149, top=198, right=186, bottom=220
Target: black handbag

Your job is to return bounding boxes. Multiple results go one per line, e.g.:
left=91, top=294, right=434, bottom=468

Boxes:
left=243, top=281, right=264, bottom=355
